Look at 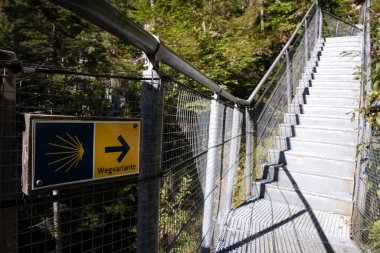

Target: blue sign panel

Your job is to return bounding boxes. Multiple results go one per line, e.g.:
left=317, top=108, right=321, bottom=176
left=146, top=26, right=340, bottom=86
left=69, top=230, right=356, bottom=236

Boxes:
left=34, top=122, right=94, bottom=188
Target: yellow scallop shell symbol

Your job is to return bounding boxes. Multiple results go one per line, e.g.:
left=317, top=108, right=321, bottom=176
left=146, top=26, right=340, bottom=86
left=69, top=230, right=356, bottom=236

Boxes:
left=46, top=133, right=84, bottom=172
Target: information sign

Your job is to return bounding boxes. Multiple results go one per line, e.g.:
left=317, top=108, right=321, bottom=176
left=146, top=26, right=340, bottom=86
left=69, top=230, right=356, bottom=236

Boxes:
left=22, top=114, right=141, bottom=194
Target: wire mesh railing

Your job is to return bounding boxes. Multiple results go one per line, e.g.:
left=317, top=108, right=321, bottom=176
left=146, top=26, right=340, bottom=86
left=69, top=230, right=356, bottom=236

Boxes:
left=351, top=1, right=380, bottom=252
left=0, top=57, right=246, bottom=252
left=352, top=125, right=380, bottom=253
left=1, top=63, right=142, bottom=252
left=246, top=2, right=321, bottom=180
left=322, top=11, right=362, bottom=38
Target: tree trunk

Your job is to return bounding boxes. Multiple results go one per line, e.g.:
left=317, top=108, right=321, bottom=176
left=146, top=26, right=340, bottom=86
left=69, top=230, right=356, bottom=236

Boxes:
left=260, top=0, right=265, bottom=32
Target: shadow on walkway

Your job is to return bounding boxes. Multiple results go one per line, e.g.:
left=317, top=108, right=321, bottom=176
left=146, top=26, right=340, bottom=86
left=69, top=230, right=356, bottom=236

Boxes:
left=214, top=166, right=336, bottom=253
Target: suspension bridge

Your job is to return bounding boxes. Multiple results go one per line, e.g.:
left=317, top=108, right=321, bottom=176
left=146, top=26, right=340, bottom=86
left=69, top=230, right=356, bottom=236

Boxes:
left=0, top=0, right=377, bottom=253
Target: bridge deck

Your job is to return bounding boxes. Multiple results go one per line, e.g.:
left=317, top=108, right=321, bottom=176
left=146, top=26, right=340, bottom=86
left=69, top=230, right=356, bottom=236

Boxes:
left=214, top=198, right=360, bottom=253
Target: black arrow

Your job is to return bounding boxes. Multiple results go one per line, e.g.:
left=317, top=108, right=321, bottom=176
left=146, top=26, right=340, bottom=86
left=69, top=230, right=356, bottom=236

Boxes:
left=105, top=135, right=130, bottom=163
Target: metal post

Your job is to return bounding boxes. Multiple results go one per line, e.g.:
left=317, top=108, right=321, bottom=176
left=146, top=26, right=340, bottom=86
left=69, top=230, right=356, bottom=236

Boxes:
left=0, top=50, right=18, bottom=253
left=318, top=8, right=323, bottom=39
left=285, top=49, right=292, bottom=105
left=304, top=18, right=309, bottom=64
left=365, top=0, right=371, bottom=92
left=137, top=59, right=163, bottom=253
left=222, top=106, right=241, bottom=220
left=201, top=94, right=220, bottom=253
left=245, top=107, right=252, bottom=198
left=335, top=20, right=340, bottom=37
left=52, top=190, right=62, bottom=253
left=315, top=0, right=323, bottom=39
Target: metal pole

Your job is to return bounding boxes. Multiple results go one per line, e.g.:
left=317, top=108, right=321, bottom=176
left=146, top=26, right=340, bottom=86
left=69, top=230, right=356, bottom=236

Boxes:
left=222, top=106, right=241, bottom=220
left=201, top=94, right=220, bottom=252
left=315, top=0, right=322, bottom=39
left=318, top=8, right=323, bottom=39
left=304, top=18, right=309, bottom=65
left=52, top=190, right=62, bottom=253
left=335, top=20, right=340, bottom=37
left=137, top=58, right=163, bottom=253
left=365, top=0, right=371, bottom=92
left=245, top=107, right=252, bottom=199
left=0, top=50, right=18, bottom=253
left=285, top=49, right=292, bottom=105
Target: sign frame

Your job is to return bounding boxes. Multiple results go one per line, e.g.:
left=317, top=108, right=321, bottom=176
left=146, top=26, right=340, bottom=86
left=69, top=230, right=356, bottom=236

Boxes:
left=22, top=114, right=141, bottom=195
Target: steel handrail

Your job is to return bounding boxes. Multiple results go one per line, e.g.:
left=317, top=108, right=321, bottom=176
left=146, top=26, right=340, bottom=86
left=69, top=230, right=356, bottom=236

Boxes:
left=246, top=1, right=317, bottom=104
left=49, top=0, right=248, bottom=106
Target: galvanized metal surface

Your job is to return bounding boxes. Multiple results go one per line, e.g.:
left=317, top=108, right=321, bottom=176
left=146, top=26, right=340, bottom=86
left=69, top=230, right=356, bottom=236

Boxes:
left=351, top=1, right=379, bottom=252
left=217, top=23, right=364, bottom=253
left=214, top=199, right=360, bottom=253
left=201, top=96, right=221, bottom=250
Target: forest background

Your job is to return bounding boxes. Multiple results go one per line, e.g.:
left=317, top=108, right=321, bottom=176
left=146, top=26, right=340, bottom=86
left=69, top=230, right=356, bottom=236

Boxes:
left=0, top=0, right=367, bottom=99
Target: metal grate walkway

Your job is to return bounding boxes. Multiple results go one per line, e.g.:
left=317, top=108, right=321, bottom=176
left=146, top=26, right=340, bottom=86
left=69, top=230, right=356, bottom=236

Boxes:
left=214, top=199, right=360, bottom=253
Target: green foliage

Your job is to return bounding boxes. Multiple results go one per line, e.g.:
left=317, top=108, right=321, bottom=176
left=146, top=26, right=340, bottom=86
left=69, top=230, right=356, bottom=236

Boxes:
left=369, top=220, right=380, bottom=250
left=357, top=1, right=380, bottom=129
left=0, top=0, right=141, bottom=73
left=232, top=154, right=247, bottom=207
left=355, top=89, right=380, bottom=253
left=160, top=174, right=201, bottom=252
left=320, top=0, right=364, bottom=22
left=80, top=206, right=103, bottom=232
left=0, top=0, right=366, bottom=97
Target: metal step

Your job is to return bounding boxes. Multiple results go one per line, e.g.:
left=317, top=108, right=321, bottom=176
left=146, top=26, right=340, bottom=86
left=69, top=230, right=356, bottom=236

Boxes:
left=320, top=46, right=361, bottom=52
left=315, top=61, right=361, bottom=68
left=303, top=95, right=359, bottom=107
left=284, top=150, right=356, bottom=178
left=300, top=104, right=355, bottom=116
left=277, top=169, right=354, bottom=195
left=311, top=73, right=359, bottom=82
left=288, top=138, right=356, bottom=160
left=300, top=80, right=360, bottom=89
left=302, top=72, right=359, bottom=81
left=308, top=67, right=359, bottom=75
left=292, top=125, right=357, bottom=143
left=257, top=180, right=354, bottom=215
left=318, top=55, right=361, bottom=62
left=284, top=113, right=357, bottom=129
left=319, top=50, right=361, bottom=57
left=315, top=43, right=362, bottom=50
left=324, top=36, right=361, bottom=41
left=299, top=86, right=360, bottom=97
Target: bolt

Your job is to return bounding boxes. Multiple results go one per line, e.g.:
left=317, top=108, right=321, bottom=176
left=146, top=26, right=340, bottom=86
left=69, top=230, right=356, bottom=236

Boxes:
left=133, top=123, right=138, bottom=128
left=36, top=180, right=43, bottom=186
